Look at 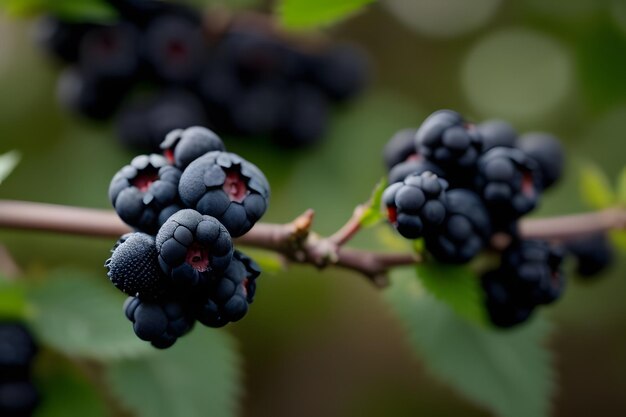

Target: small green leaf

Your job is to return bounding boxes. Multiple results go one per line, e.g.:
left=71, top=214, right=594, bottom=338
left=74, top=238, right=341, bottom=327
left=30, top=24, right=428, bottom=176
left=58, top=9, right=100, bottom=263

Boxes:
left=359, top=178, right=388, bottom=227
left=0, top=150, right=21, bottom=186
left=416, top=263, right=486, bottom=324
left=106, top=329, right=242, bottom=417
left=27, top=271, right=151, bottom=360
left=617, top=167, right=626, bottom=205
left=2, top=0, right=115, bottom=21
left=0, top=278, right=29, bottom=320
left=580, top=164, right=615, bottom=209
left=385, top=268, right=555, bottom=417
left=278, top=0, right=375, bottom=29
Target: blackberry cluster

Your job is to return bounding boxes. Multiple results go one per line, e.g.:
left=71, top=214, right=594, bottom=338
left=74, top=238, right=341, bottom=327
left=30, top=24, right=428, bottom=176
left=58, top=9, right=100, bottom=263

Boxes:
left=382, top=110, right=575, bottom=327
left=105, top=126, right=267, bottom=348
left=37, top=0, right=369, bottom=150
left=0, top=321, right=40, bottom=416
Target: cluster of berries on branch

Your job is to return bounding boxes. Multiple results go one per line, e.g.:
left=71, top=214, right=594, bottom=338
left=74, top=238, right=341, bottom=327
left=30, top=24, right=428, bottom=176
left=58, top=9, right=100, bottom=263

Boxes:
left=106, top=126, right=268, bottom=348
left=382, top=110, right=613, bottom=327
left=36, top=0, right=369, bottom=150
left=0, top=321, right=39, bottom=417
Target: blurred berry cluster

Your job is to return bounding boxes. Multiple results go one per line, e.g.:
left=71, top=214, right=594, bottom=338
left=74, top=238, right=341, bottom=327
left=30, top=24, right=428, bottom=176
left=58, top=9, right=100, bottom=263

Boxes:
left=106, top=126, right=267, bottom=348
left=36, top=0, right=369, bottom=149
left=382, top=110, right=614, bottom=327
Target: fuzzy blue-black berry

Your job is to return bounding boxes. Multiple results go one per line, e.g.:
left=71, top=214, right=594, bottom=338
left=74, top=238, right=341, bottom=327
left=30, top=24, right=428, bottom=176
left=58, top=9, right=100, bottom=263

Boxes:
left=476, top=120, right=517, bottom=152
left=415, top=110, right=482, bottom=172
left=160, top=126, right=225, bottom=169
left=383, top=128, right=419, bottom=171
left=383, top=171, right=447, bottom=239
left=0, top=322, right=38, bottom=380
left=475, top=146, right=542, bottom=224
left=564, top=233, right=614, bottom=277
left=109, top=154, right=182, bottom=234
left=105, top=233, right=169, bottom=300
left=387, top=159, right=445, bottom=185
left=124, top=297, right=194, bottom=349
left=194, top=250, right=261, bottom=327
left=178, top=151, right=270, bottom=237
left=156, top=209, right=233, bottom=287
left=0, top=380, right=40, bottom=416
left=424, top=189, right=491, bottom=264
left=517, top=132, right=564, bottom=190
left=116, top=90, right=208, bottom=151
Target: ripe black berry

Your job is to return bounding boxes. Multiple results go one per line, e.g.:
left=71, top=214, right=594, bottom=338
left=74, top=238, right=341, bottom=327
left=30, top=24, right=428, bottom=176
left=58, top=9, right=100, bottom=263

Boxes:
left=273, top=84, right=329, bottom=148
left=383, top=128, right=418, bottom=171
left=517, top=132, right=564, bottom=190
left=474, top=146, right=542, bottom=223
left=382, top=171, right=448, bottom=239
left=156, top=209, right=233, bottom=287
left=105, top=233, right=169, bottom=300
left=230, top=81, right=286, bottom=136
left=0, top=380, right=40, bottom=416
left=312, top=44, right=369, bottom=101
left=415, top=110, right=482, bottom=172
left=387, top=159, right=445, bottom=184
left=476, top=120, right=517, bottom=152
left=109, top=154, right=182, bottom=234
left=0, top=322, right=38, bottom=379
left=178, top=151, right=270, bottom=237
left=160, top=126, right=225, bottom=169
left=424, top=189, right=491, bottom=264
left=125, top=297, right=194, bottom=349
left=564, top=233, right=614, bottom=277
left=35, top=17, right=96, bottom=63
left=481, top=270, right=536, bottom=328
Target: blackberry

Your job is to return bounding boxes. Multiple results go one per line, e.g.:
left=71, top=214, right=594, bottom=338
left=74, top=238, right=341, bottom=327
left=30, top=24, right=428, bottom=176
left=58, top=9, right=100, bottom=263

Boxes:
left=194, top=250, right=261, bottom=327
left=387, top=159, right=445, bottom=184
left=228, top=33, right=291, bottom=84
left=156, top=209, right=233, bottom=287
left=35, top=17, right=96, bottom=63
left=383, top=128, right=419, bottom=171
left=517, top=132, right=564, bottom=189
left=481, top=270, right=536, bottom=328
left=125, top=297, right=194, bottom=349
left=415, top=110, right=482, bottom=172
left=273, top=84, right=329, bottom=148
left=142, top=15, right=205, bottom=85
left=474, top=146, right=542, bottom=223
left=105, top=233, right=169, bottom=300
left=382, top=171, right=448, bottom=239
left=0, top=322, right=38, bottom=379
left=476, top=120, right=517, bottom=152
left=197, top=60, right=243, bottom=131
left=0, top=380, right=40, bottom=416
left=312, top=44, right=369, bottom=101
left=564, top=233, right=614, bottom=277
left=109, top=154, right=182, bottom=234
left=424, top=189, right=491, bottom=264
left=160, top=126, right=226, bottom=169
left=116, top=90, right=208, bottom=151
left=178, top=152, right=270, bottom=237
left=230, top=82, right=286, bottom=136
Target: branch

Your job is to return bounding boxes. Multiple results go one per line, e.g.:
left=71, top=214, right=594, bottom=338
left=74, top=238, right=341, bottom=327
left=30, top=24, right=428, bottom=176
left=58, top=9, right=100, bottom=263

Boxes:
left=1, top=199, right=624, bottom=286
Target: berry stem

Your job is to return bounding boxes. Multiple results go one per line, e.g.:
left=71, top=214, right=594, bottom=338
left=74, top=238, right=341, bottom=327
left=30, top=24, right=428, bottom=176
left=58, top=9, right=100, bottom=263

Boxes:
left=0, top=199, right=624, bottom=286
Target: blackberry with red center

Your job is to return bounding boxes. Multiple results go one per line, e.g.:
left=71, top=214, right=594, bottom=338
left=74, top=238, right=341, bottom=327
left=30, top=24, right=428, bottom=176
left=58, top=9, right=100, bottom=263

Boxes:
left=474, top=146, right=542, bottom=225
left=517, top=132, right=564, bottom=190
left=383, top=128, right=419, bottom=172
left=156, top=209, right=233, bottom=287
left=194, top=250, right=261, bottom=328
left=178, top=151, right=270, bottom=237
left=105, top=233, right=170, bottom=300
left=424, top=189, right=491, bottom=264
left=415, top=109, right=483, bottom=174
left=109, top=154, right=183, bottom=234
left=564, top=233, right=614, bottom=278
left=124, top=297, right=195, bottom=349
left=382, top=171, right=447, bottom=239
left=160, top=126, right=225, bottom=169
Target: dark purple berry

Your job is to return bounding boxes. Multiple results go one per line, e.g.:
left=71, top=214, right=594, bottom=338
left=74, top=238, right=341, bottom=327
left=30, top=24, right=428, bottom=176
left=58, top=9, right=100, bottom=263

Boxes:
left=383, top=128, right=419, bottom=171
left=160, top=126, right=225, bottom=170
left=476, top=120, right=517, bottom=152
left=564, top=233, right=614, bottom=277
left=517, top=132, right=564, bottom=190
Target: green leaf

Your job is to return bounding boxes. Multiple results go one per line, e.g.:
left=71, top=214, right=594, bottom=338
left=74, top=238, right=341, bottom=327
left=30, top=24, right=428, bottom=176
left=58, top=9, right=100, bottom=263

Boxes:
left=617, top=167, right=626, bottom=205
left=278, top=0, right=375, bottom=29
left=359, top=178, right=388, bottom=227
left=36, top=359, right=107, bottom=417
left=27, top=271, right=151, bottom=360
left=0, top=278, right=29, bottom=320
left=580, top=164, right=615, bottom=209
left=416, top=263, right=486, bottom=324
left=106, top=329, right=241, bottom=417
left=2, top=0, right=115, bottom=21
left=0, top=150, right=20, bottom=186
left=385, top=268, right=554, bottom=417
left=610, top=230, right=626, bottom=253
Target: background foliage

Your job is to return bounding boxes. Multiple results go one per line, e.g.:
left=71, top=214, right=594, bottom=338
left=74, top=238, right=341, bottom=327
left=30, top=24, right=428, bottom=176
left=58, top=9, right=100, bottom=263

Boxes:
left=1, top=0, right=626, bottom=416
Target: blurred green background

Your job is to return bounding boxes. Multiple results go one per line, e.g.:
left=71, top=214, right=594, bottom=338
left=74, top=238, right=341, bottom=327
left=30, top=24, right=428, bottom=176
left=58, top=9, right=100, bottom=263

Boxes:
left=1, top=0, right=626, bottom=416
